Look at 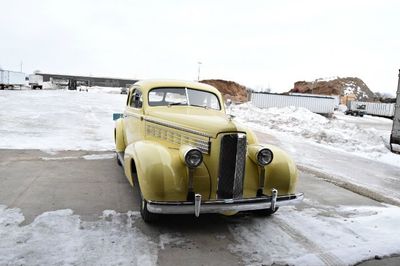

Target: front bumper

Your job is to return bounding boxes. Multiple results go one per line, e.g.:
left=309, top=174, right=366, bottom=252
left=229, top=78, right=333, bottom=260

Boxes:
left=146, top=189, right=304, bottom=217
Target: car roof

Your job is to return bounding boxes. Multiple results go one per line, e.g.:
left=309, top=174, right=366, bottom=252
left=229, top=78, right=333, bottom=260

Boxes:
left=133, top=79, right=221, bottom=95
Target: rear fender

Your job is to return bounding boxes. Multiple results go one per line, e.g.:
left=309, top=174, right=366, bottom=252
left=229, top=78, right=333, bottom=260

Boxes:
left=114, top=118, right=125, bottom=152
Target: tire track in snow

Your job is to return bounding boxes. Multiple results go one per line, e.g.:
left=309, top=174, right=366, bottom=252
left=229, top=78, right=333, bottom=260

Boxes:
left=273, top=216, right=344, bottom=266
left=298, top=165, right=400, bottom=207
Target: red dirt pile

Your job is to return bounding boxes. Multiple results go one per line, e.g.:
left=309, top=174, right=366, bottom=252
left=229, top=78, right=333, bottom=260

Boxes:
left=200, top=79, right=248, bottom=103
left=290, top=77, right=376, bottom=101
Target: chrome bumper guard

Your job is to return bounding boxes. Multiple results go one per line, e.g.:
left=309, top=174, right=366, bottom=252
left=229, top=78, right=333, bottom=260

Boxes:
left=146, top=189, right=304, bottom=217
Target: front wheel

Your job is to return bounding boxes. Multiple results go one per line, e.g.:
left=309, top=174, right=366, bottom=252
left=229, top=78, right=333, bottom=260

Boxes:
left=139, top=194, right=159, bottom=223
left=252, top=207, right=279, bottom=216
left=133, top=173, right=159, bottom=223
left=116, top=153, right=122, bottom=166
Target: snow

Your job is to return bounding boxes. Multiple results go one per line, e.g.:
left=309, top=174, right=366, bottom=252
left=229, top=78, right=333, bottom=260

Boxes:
left=1, top=89, right=400, bottom=265
left=229, top=204, right=400, bottom=265
left=82, top=153, right=116, bottom=160
left=40, top=153, right=116, bottom=161
left=1, top=203, right=400, bottom=266
left=232, top=102, right=400, bottom=206
left=80, top=86, right=124, bottom=94
left=0, top=90, right=126, bottom=151
left=232, top=103, right=400, bottom=167
left=0, top=206, right=158, bottom=266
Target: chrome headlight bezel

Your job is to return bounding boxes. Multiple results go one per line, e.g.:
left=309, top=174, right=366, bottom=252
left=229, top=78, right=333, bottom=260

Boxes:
left=184, top=148, right=203, bottom=168
left=256, top=148, right=273, bottom=166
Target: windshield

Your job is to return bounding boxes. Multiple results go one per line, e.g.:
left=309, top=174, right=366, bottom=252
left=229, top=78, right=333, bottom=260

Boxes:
left=148, top=87, right=221, bottom=110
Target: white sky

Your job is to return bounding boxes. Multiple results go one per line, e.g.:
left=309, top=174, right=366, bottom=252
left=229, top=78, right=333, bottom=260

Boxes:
left=1, top=0, right=399, bottom=94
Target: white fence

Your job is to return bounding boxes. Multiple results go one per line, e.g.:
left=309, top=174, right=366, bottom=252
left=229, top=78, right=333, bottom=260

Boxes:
left=351, top=101, right=395, bottom=118
left=251, top=93, right=335, bottom=115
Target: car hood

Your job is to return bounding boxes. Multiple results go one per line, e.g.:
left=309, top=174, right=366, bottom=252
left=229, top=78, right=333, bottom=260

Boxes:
left=145, top=107, right=239, bottom=137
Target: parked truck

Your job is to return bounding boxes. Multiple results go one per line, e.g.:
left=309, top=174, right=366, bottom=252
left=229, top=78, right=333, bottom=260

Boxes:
left=390, top=70, right=400, bottom=153
left=0, top=70, right=25, bottom=89
left=347, top=101, right=395, bottom=118
left=345, top=102, right=367, bottom=117
left=28, top=74, right=44, bottom=90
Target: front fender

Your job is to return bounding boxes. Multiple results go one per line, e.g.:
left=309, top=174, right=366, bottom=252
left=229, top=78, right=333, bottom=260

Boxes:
left=124, top=141, right=210, bottom=201
left=264, top=144, right=298, bottom=195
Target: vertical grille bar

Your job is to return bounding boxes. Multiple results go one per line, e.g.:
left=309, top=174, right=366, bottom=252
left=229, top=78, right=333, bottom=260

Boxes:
left=233, top=134, right=247, bottom=198
left=217, top=133, right=247, bottom=199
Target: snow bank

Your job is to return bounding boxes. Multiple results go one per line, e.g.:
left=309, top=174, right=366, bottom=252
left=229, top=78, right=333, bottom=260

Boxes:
left=229, top=204, right=400, bottom=266
left=232, top=103, right=400, bottom=166
left=0, top=206, right=157, bottom=266
left=1, top=204, right=400, bottom=266
left=80, top=86, right=123, bottom=94
left=0, top=90, right=126, bottom=151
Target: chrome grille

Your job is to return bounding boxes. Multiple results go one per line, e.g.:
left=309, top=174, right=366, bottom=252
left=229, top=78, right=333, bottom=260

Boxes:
left=217, top=133, right=247, bottom=199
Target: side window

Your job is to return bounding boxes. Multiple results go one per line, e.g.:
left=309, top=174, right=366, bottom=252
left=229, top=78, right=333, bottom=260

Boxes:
left=130, top=89, right=143, bottom=109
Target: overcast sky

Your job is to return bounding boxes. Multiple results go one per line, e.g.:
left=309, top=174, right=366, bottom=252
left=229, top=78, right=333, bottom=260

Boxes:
left=1, top=0, right=399, bottom=94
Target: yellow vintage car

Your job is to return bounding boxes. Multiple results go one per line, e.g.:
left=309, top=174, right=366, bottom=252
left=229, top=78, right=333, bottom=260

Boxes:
left=114, top=79, right=303, bottom=222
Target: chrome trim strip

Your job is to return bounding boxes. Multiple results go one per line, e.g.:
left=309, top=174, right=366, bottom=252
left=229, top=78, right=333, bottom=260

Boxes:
left=233, top=133, right=246, bottom=199
left=146, top=124, right=210, bottom=154
left=146, top=192, right=304, bottom=215
left=124, top=112, right=141, bottom=119
left=145, top=117, right=212, bottom=138
left=187, top=168, right=195, bottom=195
left=257, top=167, right=266, bottom=196
left=123, top=111, right=211, bottom=142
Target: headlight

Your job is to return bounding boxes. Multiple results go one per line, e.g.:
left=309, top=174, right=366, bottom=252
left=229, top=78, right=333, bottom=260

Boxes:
left=248, top=145, right=274, bottom=166
left=257, top=148, right=273, bottom=166
left=180, top=145, right=203, bottom=168
left=185, top=149, right=203, bottom=168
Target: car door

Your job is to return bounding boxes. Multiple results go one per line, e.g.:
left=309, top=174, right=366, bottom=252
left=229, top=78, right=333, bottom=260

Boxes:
left=124, top=87, right=144, bottom=145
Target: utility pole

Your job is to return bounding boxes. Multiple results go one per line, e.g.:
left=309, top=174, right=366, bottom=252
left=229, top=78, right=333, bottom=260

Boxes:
left=197, top=62, right=202, bottom=81
left=20, top=61, right=23, bottom=72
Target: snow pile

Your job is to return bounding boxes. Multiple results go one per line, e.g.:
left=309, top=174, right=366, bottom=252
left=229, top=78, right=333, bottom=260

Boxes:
left=229, top=204, right=400, bottom=266
left=81, top=86, right=124, bottom=94
left=0, top=206, right=157, bottom=266
left=232, top=103, right=393, bottom=158
left=343, top=85, right=368, bottom=99
left=0, top=90, right=126, bottom=151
